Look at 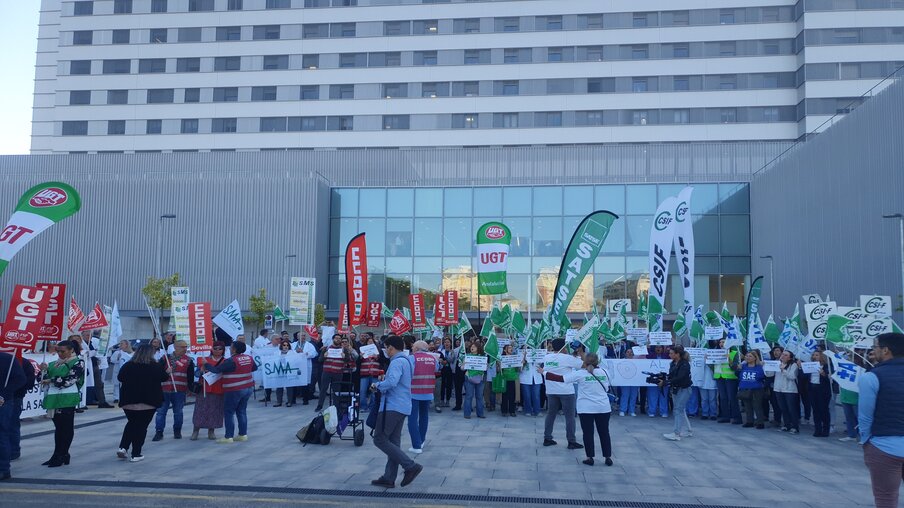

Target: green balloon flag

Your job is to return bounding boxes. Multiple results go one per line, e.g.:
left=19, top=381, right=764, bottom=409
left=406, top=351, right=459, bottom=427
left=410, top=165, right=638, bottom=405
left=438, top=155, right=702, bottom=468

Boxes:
left=476, top=221, right=512, bottom=295
left=0, top=182, right=81, bottom=277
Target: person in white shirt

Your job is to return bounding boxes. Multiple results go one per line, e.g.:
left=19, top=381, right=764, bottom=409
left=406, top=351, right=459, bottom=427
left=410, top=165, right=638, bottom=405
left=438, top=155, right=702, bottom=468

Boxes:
left=519, top=347, right=543, bottom=417
left=252, top=329, right=271, bottom=350
left=85, top=331, right=113, bottom=408
left=109, top=339, right=134, bottom=403
left=542, top=339, right=585, bottom=449
left=290, top=331, right=318, bottom=405
left=541, top=353, right=614, bottom=467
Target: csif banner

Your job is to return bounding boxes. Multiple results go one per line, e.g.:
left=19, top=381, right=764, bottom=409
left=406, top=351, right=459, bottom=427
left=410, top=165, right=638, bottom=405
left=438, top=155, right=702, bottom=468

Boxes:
left=548, top=210, right=619, bottom=336
left=672, top=187, right=695, bottom=326
left=345, top=233, right=368, bottom=326
left=647, top=197, right=679, bottom=330
left=476, top=222, right=511, bottom=295
left=36, top=283, right=66, bottom=343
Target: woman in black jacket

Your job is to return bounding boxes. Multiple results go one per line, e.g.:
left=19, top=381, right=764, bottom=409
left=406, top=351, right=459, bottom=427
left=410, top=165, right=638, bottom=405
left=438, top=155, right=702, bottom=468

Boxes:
left=663, top=345, right=693, bottom=442
left=116, top=345, right=169, bottom=462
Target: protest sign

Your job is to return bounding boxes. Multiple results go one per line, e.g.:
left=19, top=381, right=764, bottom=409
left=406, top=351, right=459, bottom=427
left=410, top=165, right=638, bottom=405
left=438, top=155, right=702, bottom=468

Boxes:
left=409, top=294, right=426, bottom=328
left=565, top=329, right=577, bottom=343
left=365, top=302, right=382, bottom=328
left=763, top=360, right=781, bottom=372
left=337, top=303, right=349, bottom=333
left=704, top=326, right=723, bottom=341
left=804, top=301, right=836, bottom=329
left=704, top=348, right=728, bottom=365
left=78, top=303, right=108, bottom=332
left=627, top=328, right=648, bottom=345
left=289, top=277, right=316, bottom=326
left=170, top=287, right=190, bottom=340
left=687, top=347, right=705, bottom=386
left=326, top=348, right=343, bottom=359
left=500, top=354, right=522, bottom=369
left=96, top=305, right=113, bottom=355
left=649, top=331, right=672, bottom=346
left=600, top=358, right=669, bottom=386
left=800, top=361, right=819, bottom=374
left=607, top=299, right=631, bottom=314
left=260, top=351, right=310, bottom=389
left=802, top=294, right=822, bottom=304
left=213, top=299, right=244, bottom=339
left=497, top=338, right=511, bottom=348
left=463, top=355, right=488, bottom=371
left=526, top=349, right=546, bottom=364
left=36, top=283, right=65, bottom=343
left=360, top=343, right=379, bottom=358
left=445, top=291, right=459, bottom=324
left=860, top=295, right=892, bottom=318
left=2, top=285, right=52, bottom=350
left=188, top=302, right=213, bottom=353
left=631, top=345, right=648, bottom=357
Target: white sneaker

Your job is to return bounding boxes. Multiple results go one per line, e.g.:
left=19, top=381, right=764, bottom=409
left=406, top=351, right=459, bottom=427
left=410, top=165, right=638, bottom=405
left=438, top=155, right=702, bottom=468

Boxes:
left=838, top=436, right=857, bottom=442
left=216, top=437, right=234, bottom=444
left=662, top=433, right=681, bottom=441
left=661, top=414, right=669, bottom=418
left=408, top=447, right=423, bottom=454
left=116, top=448, right=127, bottom=459
left=630, top=413, right=637, bottom=417
left=129, top=455, right=145, bottom=462
left=618, top=411, right=625, bottom=417
left=682, top=431, right=694, bottom=438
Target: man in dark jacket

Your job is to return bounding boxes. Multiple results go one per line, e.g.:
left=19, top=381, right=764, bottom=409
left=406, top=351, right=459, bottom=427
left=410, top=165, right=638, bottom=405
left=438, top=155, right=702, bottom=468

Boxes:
left=9, top=355, right=36, bottom=461
left=0, top=351, right=27, bottom=480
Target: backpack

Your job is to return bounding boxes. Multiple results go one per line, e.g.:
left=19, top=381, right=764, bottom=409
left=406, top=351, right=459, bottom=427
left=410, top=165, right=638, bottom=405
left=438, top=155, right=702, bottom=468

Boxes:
left=296, top=414, right=326, bottom=446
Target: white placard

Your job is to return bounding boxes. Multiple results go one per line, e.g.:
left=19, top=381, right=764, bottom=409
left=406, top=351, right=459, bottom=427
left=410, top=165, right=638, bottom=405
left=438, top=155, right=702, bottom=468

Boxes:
left=202, top=372, right=222, bottom=385
left=631, top=345, right=648, bottom=357
left=763, top=360, right=781, bottom=373
left=627, top=328, right=648, bottom=345
left=261, top=352, right=311, bottom=389
left=565, top=329, right=578, bottom=343
left=289, top=277, right=317, bottom=326
left=704, top=348, right=728, bottom=365
left=326, top=348, right=343, bottom=359
left=497, top=338, right=512, bottom=348
left=649, top=331, right=673, bottom=346
left=800, top=361, right=820, bottom=374
left=804, top=302, right=837, bottom=328
left=607, top=299, right=631, bottom=314
left=704, top=326, right=724, bottom=341
left=359, top=344, right=379, bottom=358
left=463, top=355, right=488, bottom=371
left=526, top=349, right=547, bottom=364
left=500, top=354, right=522, bottom=369
left=600, top=358, right=670, bottom=387
left=860, top=295, right=892, bottom=318
left=687, top=347, right=705, bottom=386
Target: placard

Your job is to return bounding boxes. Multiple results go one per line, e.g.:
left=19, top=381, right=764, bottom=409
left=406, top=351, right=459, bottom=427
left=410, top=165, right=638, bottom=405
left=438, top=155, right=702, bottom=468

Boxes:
left=649, top=331, right=673, bottom=346
left=860, top=295, right=892, bottom=318
left=463, top=354, right=488, bottom=371
left=704, top=348, right=728, bottom=365
left=500, top=354, right=522, bottom=369
left=704, top=326, right=724, bottom=341
left=800, top=361, right=819, bottom=374
left=763, top=360, right=780, bottom=372
left=687, top=347, right=705, bottom=386
left=526, top=349, right=546, bottom=364
left=804, top=302, right=837, bottom=328
left=627, top=328, right=648, bottom=345
left=326, top=348, right=344, bottom=359
left=170, top=287, right=190, bottom=341
left=565, top=329, right=578, bottom=343
left=261, top=351, right=311, bottom=389
left=498, top=338, right=511, bottom=348
left=631, top=345, right=648, bottom=357
left=599, top=358, right=670, bottom=386
left=607, top=299, right=631, bottom=314
left=187, top=302, right=213, bottom=353
left=289, top=277, right=316, bottom=326
left=360, top=343, right=379, bottom=358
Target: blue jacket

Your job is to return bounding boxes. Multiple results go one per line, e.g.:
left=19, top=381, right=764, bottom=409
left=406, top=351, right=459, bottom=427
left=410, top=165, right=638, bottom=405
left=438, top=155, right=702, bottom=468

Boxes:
left=376, top=352, right=412, bottom=415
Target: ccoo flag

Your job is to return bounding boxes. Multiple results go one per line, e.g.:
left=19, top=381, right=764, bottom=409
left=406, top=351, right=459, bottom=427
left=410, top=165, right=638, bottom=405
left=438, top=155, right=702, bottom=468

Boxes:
left=476, top=222, right=512, bottom=295
left=0, top=182, right=81, bottom=277
left=345, top=233, right=368, bottom=326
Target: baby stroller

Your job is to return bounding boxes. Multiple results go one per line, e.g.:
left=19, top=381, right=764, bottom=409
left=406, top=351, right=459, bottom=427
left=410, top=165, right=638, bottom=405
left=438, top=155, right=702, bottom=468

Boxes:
left=322, top=380, right=366, bottom=447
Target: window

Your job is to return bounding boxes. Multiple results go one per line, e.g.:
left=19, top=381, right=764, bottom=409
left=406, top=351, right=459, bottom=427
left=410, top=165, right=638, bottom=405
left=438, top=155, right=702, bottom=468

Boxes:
left=631, top=45, right=649, bottom=59
left=260, top=117, right=287, bottom=132
left=267, top=0, right=291, bottom=8
left=382, top=83, right=408, bottom=98
left=546, top=78, right=573, bottom=94
left=147, top=89, right=175, bottom=103
left=303, top=54, right=320, bottom=69
left=413, top=20, right=438, bottom=34
left=178, top=28, right=201, bottom=42
left=303, top=24, right=329, bottom=39
left=629, top=78, right=647, bottom=92
left=669, top=109, right=690, bottom=124
left=150, top=28, right=167, bottom=43
left=464, top=49, right=489, bottom=65
left=181, top=119, right=199, bottom=134
left=183, top=88, right=200, bottom=103
left=547, top=47, right=563, bottom=62
left=112, top=30, right=130, bottom=44
left=102, top=59, right=130, bottom=74
left=421, top=82, right=449, bottom=97
left=577, top=110, right=603, bottom=126
left=74, top=2, right=93, bottom=16
left=763, top=107, right=780, bottom=122
left=719, top=75, right=737, bottom=90
left=673, top=77, right=690, bottom=91
left=329, top=84, right=354, bottom=99
left=146, top=119, right=162, bottom=134
left=69, top=91, right=91, bottom=105
left=213, top=87, right=239, bottom=102
left=633, top=13, right=648, bottom=27
left=720, top=42, right=737, bottom=57
left=452, top=113, right=478, bottom=128
left=501, top=80, right=519, bottom=95
left=720, top=9, right=736, bottom=24
left=330, top=23, right=356, bottom=37
left=113, top=0, right=132, bottom=14
left=252, top=86, right=277, bottom=101
left=762, top=7, right=780, bottom=22
left=673, top=43, right=689, bottom=58
left=339, top=53, right=365, bottom=68
left=496, top=17, right=519, bottom=32
left=369, top=52, right=400, bottom=67
left=543, top=15, right=563, bottom=30
left=188, top=0, right=214, bottom=11
left=217, top=26, right=242, bottom=41
left=764, top=41, right=780, bottom=55
left=227, top=0, right=243, bottom=10
left=631, top=111, right=649, bottom=125
left=494, top=113, right=518, bottom=128
left=151, top=0, right=167, bottom=13
left=176, top=57, right=200, bottom=72
left=62, top=121, right=88, bottom=136
left=581, top=14, right=603, bottom=29
left=327, top=116, right=353, bottom=131
left=579, top=46, right=603, bottom=62
left=301, top=85, right=319, bottom=100
left=107, top=120, right=126, bottom=135
left=454, top=18, right=479, bottom=34
left=289, top=116, right=326, bottom=131
left=73, top=31, right=93, bottom=45
left=451, top=81, right=478, bottom=97
left=138, top=59, right=166, bottom=73
left=254, top=25, right=281, bottom=40
left=107, top=90, right=128, bottom=104
left=212, top=118, right=238, bottom=133
left=720, top=108, right=737, bottom=123
left=671, top=10, right=689, bottom=26
left=536, top=111, right=562, bottom=127
left=263, top=55, right=289, bottom=70
left=214, top=57, right=241, bottom=71
left=414, top=51, right=437, bottom=65
left=382, top=115, right=409, bottom=130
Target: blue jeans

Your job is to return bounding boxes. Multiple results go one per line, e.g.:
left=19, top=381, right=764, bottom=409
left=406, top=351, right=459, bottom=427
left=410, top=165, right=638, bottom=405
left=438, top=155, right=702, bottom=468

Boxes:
left=646, top=386, right=668, bottom=416
left=223, top=388, right=252, bottom=438
left=716, top=378, right=742, bottom=422
left=408, top=399, right=431, bottom=449
left=842, top=402, right=858, bottom=438
left=672, top=388, right=693, bottom=435
left=686, top=387, right=699, bottom=415
left=10, top=397, right=23, bottom=458
left=619, top=386, right=639, bottom=414
left=700, top=388, right=718, bottom=417
left=464, top=380, right=485, bottom=417
left=0, top=396, right=14, bottom=474
left=521, top=383, right=541, bottom=416
left=359, top=376, right=378, bottom=411
left=155, top=391, right=186, bottom=433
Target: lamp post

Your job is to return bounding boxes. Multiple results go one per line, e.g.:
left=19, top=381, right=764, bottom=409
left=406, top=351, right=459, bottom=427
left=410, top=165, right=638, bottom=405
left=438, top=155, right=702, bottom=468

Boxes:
left=760, top=255, right=775, bottom=316
left=155, top=214, right=177, bottom=278
left=883, top=213, right=904, bottom=313
left=283, top=254, right=297, bottom=331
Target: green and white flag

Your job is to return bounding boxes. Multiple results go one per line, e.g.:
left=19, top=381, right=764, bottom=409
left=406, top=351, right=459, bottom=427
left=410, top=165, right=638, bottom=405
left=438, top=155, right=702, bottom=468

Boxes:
left=575, top=316, right=600, bottom=354
left=476, top=222, right=512, bottom=295
left=450, top=311, right=472, bottom=338
left=825, top=314, right=856, bottom=345
left=511, top=310, right=527, bottom=335
left=673, top=312, right=687, bottom=337
left=273, top=305, right=289, bottom=322
left=647, top=196, right=679, bottom=331
left=381, top=303, right=395, bottom=319
left=0, top=182, right=81, bottom=277
left=485, top=329, right=500, bottom=361
left=763, top=314, right=781, bottom=344
left=672, top=187, right=696, bottom=327
left=745, top=276, right=764, bottom=335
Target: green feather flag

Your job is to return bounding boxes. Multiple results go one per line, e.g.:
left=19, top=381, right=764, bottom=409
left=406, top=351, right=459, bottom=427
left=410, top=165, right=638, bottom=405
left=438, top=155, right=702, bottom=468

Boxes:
left=673, top=312, right=687, bottom=336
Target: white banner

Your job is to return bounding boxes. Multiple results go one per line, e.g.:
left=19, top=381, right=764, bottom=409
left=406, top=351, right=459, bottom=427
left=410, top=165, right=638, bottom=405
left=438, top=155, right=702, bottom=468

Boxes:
left=170, top=287, right=190, bottom=340
left=687, top=347, right=705, bottom=386
left=260, top=351, right=311, bottom=389
left=704, top=326, right=724, bottom=341
left=600, top=358, right=670, bottom=386
left=672, top=187, right=695, bottom=325
left=289, top=277, right=316, bottom=326
left=647, top=196, right=679, bottom=329
left=360, top=343, right=379, bottom=358
left=860, top=295, right=892, bottom=318
left=607, top=299, right=631, bottom=314
left=704, top=349, right=728, bottom=365
left=21, top=353, right=87, bottom=419
left=648, top=331, right=673, bottom=346
left=213, top=299, right=245, bottom=339
left=627, top=328, right=648, bottom=345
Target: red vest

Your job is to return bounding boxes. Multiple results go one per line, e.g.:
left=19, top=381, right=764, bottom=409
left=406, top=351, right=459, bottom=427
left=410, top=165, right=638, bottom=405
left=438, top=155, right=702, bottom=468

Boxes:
left=323, top=347, right=353, bottom=374
left=360, top=356, right=382, bottom=377
left=200, top=356, right=225, bottom=395
left=222, top=354, right=255, bottom=392
left=411, top=352, right=437, bottom=396
left=162, top=355, right=191, bottom=393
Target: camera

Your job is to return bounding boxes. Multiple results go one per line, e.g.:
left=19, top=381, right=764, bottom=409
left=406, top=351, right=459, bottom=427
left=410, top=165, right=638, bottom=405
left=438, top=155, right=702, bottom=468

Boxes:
left=643, top=371, right=667, bottom=385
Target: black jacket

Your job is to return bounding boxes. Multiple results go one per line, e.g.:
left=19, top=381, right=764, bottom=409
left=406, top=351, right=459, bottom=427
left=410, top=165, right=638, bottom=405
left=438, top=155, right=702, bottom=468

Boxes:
left=14, top=357, right=37, bottom=398
left=118, top=362, right=169, bottom=408
left=668, top=359, right=692, bottom=389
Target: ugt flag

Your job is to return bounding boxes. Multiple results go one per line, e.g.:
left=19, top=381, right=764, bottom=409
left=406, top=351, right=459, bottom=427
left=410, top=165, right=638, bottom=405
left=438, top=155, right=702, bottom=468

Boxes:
left=476, top=222, right=511, bottom=295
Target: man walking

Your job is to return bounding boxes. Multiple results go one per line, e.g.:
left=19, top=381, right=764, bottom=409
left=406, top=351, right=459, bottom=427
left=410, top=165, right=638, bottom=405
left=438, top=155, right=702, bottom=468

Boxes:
left=0, top=351, right=27, bottom=481
left=859, top=332, right=904, bottom=508
left=371, top=335, right=422, bottom=488
left=153, top=340, right=194, bottom=441
left=408, top=340, right=437, bottom=454
left=542, top=339, right=584, bottom=449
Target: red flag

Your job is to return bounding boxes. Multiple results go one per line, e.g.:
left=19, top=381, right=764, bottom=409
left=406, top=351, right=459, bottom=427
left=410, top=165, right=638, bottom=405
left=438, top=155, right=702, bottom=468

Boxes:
left=408, top=294, right=426, bottom=328
left=37, top=283, right=66, bottom=342
left=79, top=303, right=109, bottom=331
left=389, top=309, right=411, bottom=335
left=303, top=324, right=320, bottom=339
left=1, top=285, right=53, bottom=350
left=345, top=233, right=368, bottom=326
left=445, top=290, right=459, bottom=324
left=67, top=297, right=85, bottom=332
left=365, top=302, right=382, bottom=328
left=434, top=293, right=448, bottom=326
left=337, top=303, right=350, bottom=333
left=188, top=302, right=213, bottom=353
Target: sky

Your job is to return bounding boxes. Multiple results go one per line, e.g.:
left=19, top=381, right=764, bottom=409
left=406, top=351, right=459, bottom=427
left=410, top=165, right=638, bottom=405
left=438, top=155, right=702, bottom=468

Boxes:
left=0, top=3, right=40, bottom=155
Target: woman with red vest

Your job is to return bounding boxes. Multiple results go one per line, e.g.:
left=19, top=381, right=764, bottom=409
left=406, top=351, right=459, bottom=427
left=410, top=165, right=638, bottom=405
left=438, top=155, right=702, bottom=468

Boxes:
left=203, top=341, right=257, bottom=444
left=191, top=341, right=226, bottom=440
left=315, top=334, right=358, bottom=412
left=153, top=340, right=194, bottom=442
left=358, top=335, right=383, bottom=412
left=407, top=341, right=438, bottom=454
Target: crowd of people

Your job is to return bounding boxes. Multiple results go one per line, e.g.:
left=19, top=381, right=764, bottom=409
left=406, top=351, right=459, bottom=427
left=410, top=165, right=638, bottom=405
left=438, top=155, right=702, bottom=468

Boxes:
left=1, top=326, right=902, bottom=507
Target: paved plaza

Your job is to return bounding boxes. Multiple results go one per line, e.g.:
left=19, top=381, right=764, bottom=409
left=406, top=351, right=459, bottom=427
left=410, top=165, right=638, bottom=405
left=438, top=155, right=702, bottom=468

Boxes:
left=3, top=389, right=885, bottom=508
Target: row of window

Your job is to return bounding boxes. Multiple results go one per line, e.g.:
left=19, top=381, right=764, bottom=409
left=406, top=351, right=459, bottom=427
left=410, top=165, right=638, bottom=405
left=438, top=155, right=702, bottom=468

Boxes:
left=59, top=106, right=798, bottom=136
left=63, top=39, right=796, bottom=76
left=804, top=61, right=904, bottom=80
left=65, top=72, right=798, bottom=106
left=73, top=0, right=275, bottom=15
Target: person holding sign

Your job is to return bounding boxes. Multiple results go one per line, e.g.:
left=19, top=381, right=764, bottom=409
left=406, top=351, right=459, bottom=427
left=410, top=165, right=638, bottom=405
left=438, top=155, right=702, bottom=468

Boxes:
left=499, top=344, right=520, bottom=417
left=191, top=342, right=226, bottom=440
left=737, top=350, right=767, bottom=429
left=765, top=346, right=784, bottom=427
left=540, top=353, right=613, bottom=467
left=40, top=340, right=85, bottom=467
left=805, top=351, right=832, bottom=438
left=152, top=340, right=194, bottom=442
left=358, top=335, right=383, bottom=412
left=462, top=342, right=487, bottom=420
left=290, top=331, right=318, bottom=406
left=617, top=347, right=640, bottom=417
left=116, top=345, right=168, bottom=462
left=767, top=350, right=800, bottom=434
left=519, top=347, right=543, bottom=417
left=543, top=339, right=584, bottom=449
left=316, top=335, right=358, bottom=412
left=203, top=341, right=257, bottom=444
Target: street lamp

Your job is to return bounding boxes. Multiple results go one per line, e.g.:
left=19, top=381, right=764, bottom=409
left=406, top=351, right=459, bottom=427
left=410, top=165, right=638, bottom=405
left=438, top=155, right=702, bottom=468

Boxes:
left=883, top=213, right=904, bottom=312
left=282, top=255, right=297, bottom=332
left=760, top=255, right=775, bottom=316
left=155, top=214, right=177, bottom=278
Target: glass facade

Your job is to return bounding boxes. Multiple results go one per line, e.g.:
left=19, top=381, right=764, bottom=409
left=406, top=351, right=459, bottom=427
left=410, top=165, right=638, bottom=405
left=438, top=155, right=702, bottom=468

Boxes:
left=328, top=183, right=751, bottom=316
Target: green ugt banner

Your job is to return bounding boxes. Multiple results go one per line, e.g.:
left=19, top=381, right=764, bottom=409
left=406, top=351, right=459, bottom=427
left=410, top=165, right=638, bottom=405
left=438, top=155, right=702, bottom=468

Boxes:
left=476, top=222, right=512, bottom=295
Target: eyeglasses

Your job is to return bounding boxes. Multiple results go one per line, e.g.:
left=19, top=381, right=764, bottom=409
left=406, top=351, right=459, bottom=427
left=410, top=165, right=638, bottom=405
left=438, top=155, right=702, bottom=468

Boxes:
left=213, top=347, right=225, bottom=350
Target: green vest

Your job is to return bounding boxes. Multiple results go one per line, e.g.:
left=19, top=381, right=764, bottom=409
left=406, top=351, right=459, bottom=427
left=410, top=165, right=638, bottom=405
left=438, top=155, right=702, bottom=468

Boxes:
left=714, top=350, right=739, bottom=380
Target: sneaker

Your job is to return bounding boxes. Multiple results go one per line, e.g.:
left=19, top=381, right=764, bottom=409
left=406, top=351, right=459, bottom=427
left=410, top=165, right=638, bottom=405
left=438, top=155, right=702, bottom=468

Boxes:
left=681, top=431, right=694, bottom=438
left=116, top=448, right=127, bottom=459
left=777, top=427, right=788, bottom=432
left=543, top=439, right=557, bottom=447
left=661, top=414, right=669, bottom=418
left=630, top=413, right=637, bottom=417
left=663, top=433, right=681, bottom=441
left=400, top=463, right=423, bottom=487
left=216, top=438, right=234, bottom=444
left=618, top=411, right=625, bottom=417
left=234, top=435, right=248, bottom=442
left=648, top=414, right=656, bottom=418
left=742, top=423, right=754, bottom=428
left=567, top=442, right=584, bottom=450
left=129, top=455, right=145, bottom=463
left=151, top=432, right=163, bottom=442
left=789, top=428, right=799, bottom=435
left=838, top=436, right=857, bottom=442
left=408, top=447, right=423, bottom=454
left=371, top=478, right=395, bottom=489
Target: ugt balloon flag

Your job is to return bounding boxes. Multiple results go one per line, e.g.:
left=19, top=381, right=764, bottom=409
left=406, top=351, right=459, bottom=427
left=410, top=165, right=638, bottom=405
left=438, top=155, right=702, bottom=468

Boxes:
left=548, top=211, right=619, bottom=336
left=476, top=222, right=511, bottom=295
left=0, top=182, right=81, bottom=277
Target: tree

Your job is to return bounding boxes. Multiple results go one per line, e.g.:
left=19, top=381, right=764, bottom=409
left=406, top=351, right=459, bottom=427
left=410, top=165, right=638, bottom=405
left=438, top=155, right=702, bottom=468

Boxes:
left=314, top=303, right=325, bottom=327
left=248, top=288, right=275, bottom=335
left=141, top=273, right=182, bottom=338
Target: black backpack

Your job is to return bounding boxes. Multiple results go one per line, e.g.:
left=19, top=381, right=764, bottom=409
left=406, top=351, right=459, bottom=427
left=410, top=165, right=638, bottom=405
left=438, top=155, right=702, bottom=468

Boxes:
left=296, top=414, right=326, bottom=446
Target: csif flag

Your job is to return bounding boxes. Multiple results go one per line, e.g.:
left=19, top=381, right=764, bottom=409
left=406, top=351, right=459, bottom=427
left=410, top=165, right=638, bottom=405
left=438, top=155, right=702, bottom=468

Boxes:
left=671, top=187, right=696, bottom=327
left=0, top=182, right=81, bottom=277
left=647, top=196, right=679, bottom=331
left=476, top=222, right=511, bottom=295
left=345, top=233, right=368, bottom=326
left=745, top=276, right=764, bottom=335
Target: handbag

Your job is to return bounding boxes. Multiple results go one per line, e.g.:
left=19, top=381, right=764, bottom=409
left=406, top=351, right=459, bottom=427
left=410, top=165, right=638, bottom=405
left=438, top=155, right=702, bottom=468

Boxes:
left=592, top=366, right=618, bottom=405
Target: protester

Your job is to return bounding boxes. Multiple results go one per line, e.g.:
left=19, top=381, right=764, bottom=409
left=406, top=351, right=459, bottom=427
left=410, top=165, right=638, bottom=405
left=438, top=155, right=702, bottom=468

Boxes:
left=162, top=331, right=176, bottom=355
left=618, top=347, right=640, bottom=417
left=462, top=342, right=487, bottom=420
left=408, top=340, right=437, bottom=454
left=309, top=331, right=324, bottom=400
left=116, top=345, right=168, bottom=462
left=70, top=333, right=91, bottom=412
left=8, top=354, right=36, bottom=463
left=858, top=333, right=904, bottom=508
left=203, top=341, right=257, bottom=444
left=0, top=349, right=27, bottom=480
left=316, top=334, right=358, bottom=412
left=838, top=348, right=865, bottom=442
left=519, top=346, right=543, bottom=417
left=150, top=337, right=165, bottom=361
left=543, top=339, right=584, bottom=449
left=438, top=337, right=454, bottom=409
left=450, top=338, right=465, bottom=411
left=291, top=331, right=318, bottom=406
left=807, top=350, right=832, bottom=438
left=714, top=338, right=742, bottom=424
left=499, top=344, right=519, bottom=417
left=86, top=330, right=113, bottom=408
left=110, top=340, right=134, bottom=404
left=153, top=340, right=194, bottom=441
left=253, top=329, right=270, bottom=350
left=40, top=339, right=85, bottom=467
left=371, top=335, right=422, bottom=489
left=768, top=349, right=800, bottom=434
left=541, top=352, right=613, bottom=466
left=358, top=335, right=382, bottom=412
left=767, top=346, right=784, bottom=427
left=192, top=341, right=226, bottom=440
left=662, top=345, right=693, bottom=441
left=737, top=350, right=767, bottom=429
left=261, top=334, right=281, bottom=403
left=646, top=345, right=669, bottom=418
